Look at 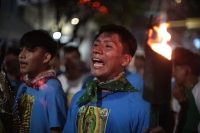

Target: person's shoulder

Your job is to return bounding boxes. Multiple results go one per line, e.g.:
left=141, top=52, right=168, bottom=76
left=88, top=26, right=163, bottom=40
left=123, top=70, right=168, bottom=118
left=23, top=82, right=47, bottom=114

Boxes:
left=82, top=74, right=95, bottom=88
left=130, top=92, right=150, bottom=116
left=70, top=89, right=86, bottom=106
left=15, top=83, right=26, bottom=99
left=16, top=82, right=27, bottom=92
left=116, top=92, right=150, bottom=116
left=116, top=91, right=149, bottom=106
left=127, top=91, right=150, bottom=107
left=125, top=70, right=144, bottom=93
left=57, top=74, right=68, bottom=84
left=18, top=82, right=26, bottom=88
left=192, top=81, right=200, bottom=93
left=46, top=78, right=61, bottom=84
left=125, top=70, right=143, bottom=81
left=81, top=72, right=93, bottom=80
left=57, top=73, right=66, bottom=79
left=83, top=74, right=95, bottom=80
left=43, top=78, right=63, bottom=92
left=194, top=81, right=200, bottom=87
left=125, top=70, right=143, bottom=86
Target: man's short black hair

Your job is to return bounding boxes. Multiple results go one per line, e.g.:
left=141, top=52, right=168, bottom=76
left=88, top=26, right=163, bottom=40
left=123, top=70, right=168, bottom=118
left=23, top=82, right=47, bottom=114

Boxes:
left=20, top=30, right=57, bottom=59
left=172, top=47, right=200, bottom=76
left=94, top=24, right=137, bottom=57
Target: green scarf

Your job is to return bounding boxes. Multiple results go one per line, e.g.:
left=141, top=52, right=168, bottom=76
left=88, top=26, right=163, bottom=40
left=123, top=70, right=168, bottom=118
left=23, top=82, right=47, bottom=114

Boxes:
left=76, top=72, right=138, bottom=105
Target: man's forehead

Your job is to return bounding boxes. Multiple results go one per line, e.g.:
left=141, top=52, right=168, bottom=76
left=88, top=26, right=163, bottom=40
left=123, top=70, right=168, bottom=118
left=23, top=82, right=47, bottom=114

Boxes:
left=94, top=33, right=120, bottom=41
left=101, top=32, right=119, bottom=37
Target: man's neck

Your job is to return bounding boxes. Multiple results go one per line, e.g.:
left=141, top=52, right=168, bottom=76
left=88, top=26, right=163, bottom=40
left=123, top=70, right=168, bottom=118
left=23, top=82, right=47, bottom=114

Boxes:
left=28, top=65, right=51, bottom=80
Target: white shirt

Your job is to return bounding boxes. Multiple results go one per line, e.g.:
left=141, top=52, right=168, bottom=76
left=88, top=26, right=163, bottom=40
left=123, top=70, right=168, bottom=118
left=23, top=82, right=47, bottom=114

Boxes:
left=192, top=82, right=200, bottom=133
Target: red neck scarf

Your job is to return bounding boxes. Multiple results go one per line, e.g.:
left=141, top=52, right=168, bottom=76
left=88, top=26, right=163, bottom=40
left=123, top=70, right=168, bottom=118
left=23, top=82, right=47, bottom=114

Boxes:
left=20, top=68, right=57, bottom=89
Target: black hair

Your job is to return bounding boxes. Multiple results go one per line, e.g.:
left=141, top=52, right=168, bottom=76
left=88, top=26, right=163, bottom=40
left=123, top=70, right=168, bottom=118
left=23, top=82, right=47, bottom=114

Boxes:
left=63, top=46, right=80, bottom=58
left=20, top=29, right=57, bottom=59
left=172, top=47, right=200, bottom=76
left=94, top=24, right=137, bottom=57
left=5, top=47, right=20, bottom=56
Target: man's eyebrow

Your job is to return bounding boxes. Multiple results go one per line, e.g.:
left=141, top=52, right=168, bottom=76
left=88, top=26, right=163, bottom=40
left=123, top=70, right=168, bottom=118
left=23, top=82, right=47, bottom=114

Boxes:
left=94, top=39, right=100, bottom=43
left=94, top=39, right=114, bottom=43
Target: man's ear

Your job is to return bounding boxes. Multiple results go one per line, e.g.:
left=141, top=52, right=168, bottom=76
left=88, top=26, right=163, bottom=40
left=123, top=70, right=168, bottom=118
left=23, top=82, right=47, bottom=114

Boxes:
left=122, top=54, right=132, bottom=67
left=43, top=53, right=52, bottom=63
left=185, top=66, right=191, bottom=76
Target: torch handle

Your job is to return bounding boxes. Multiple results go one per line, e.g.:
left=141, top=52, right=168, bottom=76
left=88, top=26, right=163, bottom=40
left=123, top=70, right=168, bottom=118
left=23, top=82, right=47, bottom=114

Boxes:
left=149, top=104, right=159, bottom=129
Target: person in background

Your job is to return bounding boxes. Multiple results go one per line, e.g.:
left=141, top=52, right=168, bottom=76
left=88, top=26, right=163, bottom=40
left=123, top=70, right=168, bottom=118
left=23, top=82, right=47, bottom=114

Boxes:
left=49, top=52, right=64, bottom=76
left=12, top=30, right=68, bottom=133
left=58, top=46, right=90, bottom=107
left=62, top=24, right=150, bottom=133
left=171, top=47, right=200, bottom=133
left=134, top=54, right=145, bottom=78
left=3, top=46, right=23, bottom=96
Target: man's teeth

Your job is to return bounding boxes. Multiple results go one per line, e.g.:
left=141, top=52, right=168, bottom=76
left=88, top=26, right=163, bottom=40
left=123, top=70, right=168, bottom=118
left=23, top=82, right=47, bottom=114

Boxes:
left=93, top=58, right=104, bottom=67
left=94, top=63, right=103, bottom=67
left=93, top=58, right=102, bottom=61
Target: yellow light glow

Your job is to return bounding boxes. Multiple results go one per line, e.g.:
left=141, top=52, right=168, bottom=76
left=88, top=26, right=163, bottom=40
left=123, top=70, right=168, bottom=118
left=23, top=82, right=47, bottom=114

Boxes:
left=175, top=0, right=181, bottom=4
left=71, top=18, right=79, bottom=25
left=148, top=23, right=172, bottom=60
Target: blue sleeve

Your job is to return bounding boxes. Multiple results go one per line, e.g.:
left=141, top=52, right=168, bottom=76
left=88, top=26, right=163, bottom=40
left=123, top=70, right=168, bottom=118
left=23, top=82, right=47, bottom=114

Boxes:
left=46, top=80, right=68, bottom=129
left=134, top=109, right=150, bottom=133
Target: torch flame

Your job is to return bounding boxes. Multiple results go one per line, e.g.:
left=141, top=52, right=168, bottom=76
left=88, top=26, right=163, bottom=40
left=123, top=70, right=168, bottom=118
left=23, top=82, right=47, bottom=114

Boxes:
left=148, top=23, right=172, bottom=60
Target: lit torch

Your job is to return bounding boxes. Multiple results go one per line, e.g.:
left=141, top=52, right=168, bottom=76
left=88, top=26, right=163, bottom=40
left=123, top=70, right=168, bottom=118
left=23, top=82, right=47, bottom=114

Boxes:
left=143, top=22, right=172, bottom=129
left=147, top=23, right=172, bottom=60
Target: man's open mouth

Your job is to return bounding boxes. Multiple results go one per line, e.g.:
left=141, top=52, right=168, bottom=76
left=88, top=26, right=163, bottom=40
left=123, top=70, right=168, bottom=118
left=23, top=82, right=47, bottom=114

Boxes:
left=92, top=58, right=105, bottom=67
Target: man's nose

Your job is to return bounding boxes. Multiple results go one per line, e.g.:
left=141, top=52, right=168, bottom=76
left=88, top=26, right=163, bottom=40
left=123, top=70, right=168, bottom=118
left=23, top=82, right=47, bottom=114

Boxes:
left=92, top=45, right=103, bottom=54
left=19, top=51, right=25, bottom=59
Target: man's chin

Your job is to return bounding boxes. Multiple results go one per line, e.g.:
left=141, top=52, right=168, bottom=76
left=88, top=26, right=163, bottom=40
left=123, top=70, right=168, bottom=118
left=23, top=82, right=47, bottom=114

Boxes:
left=91, top=70, right=102, bottom=76
left=20, top=69, right=27, bottom=74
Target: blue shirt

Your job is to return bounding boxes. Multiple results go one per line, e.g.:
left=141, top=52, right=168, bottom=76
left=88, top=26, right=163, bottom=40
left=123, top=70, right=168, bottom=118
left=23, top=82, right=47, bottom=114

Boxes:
left=13, top=78, right=68, bottom=133
left=63, top=89, right=150, bottom=133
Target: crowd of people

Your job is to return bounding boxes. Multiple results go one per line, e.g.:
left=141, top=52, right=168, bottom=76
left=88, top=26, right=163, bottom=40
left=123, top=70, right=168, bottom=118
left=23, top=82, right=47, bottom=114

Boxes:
left=0, top=23, right=199, bottom=133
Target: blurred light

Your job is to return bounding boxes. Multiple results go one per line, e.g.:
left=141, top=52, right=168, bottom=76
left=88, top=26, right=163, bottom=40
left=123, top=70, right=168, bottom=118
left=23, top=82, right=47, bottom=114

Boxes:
left=67, top=37, right=80, bottom=47
left=87, top=2, right=93, bottom=7
left=99, top=6, right=108, bottom=16
left=71, top=18, right=79, bottom=25
left=92, top=2, right=100, bottom=10
left=67, top=42, right=78, bottom=47
left=51, top=25, right=59, bottom=32
left=53, top=32, right=61, bottom=39
left=60, top=35, right=71, bottom=44
left=79, top=0, right=90, bottom=4
left=175, top=0, right=181, bottom=4
left=18, top=0, right=49, bottom=5
left=194, top=38, right=200, bottom=49
left=62, top=23, right=74, bottom=35
left=168, top=18, right=200, bottom=29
